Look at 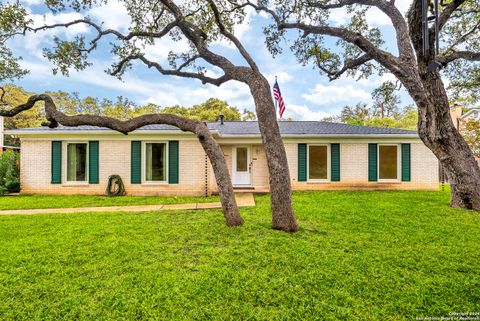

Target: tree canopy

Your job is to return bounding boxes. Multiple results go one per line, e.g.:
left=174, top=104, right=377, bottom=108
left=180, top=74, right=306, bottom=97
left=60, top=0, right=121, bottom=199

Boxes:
left=1, top=85, right=254, bottom=134
left=325, top=102, right=418, bottom=130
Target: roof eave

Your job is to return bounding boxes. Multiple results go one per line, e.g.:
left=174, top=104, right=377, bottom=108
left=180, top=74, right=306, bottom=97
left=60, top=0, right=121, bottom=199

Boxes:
left=4, top=129, right=219, bottom=136
left=4, top=130, right=418, bottom=138
left=218, top=133, right=419, bottom=138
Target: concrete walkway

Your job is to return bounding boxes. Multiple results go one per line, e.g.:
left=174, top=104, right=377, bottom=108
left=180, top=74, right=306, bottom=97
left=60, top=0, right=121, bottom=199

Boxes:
left=0, top=193, right=256, bottom=216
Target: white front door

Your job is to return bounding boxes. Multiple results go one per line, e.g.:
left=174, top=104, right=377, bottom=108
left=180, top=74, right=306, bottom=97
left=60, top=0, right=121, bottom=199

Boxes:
left=232, top=146, right=251, bottom=186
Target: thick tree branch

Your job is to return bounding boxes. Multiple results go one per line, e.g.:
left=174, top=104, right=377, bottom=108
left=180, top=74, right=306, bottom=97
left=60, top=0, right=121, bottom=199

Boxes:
left=319, top=54, right=373, bottom=81
left=438, top=0, right=467, bottom=31
left=437, top=50, right=480, bottom=66
left=23, top=18, right=180, bottom=53
left=261, top=0, right=415, bottom=63
left=110, top=54, right=232, bottom=86
left=287, top=22, right=404, bottom=75
left=247, top=1, right=407, bottom=78
left=207, top=0, right=259, bottom=72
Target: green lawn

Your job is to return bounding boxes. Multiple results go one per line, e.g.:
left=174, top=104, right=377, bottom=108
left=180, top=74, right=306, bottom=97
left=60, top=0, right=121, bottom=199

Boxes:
left=0, top=190, right=479, bottom=320
left=0, top=194, right=219, bottom=210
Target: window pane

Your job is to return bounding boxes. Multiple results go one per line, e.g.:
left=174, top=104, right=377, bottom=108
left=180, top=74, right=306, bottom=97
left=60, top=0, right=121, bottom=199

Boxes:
left=67, top=143, right=87, bottom=181
left=236, top=147, right=248, bottom=172
left=379, top=145, right=398, bottom=179
left=146, top=143, right=166, bottom=181
left=309, top=145, right=328, bottom=179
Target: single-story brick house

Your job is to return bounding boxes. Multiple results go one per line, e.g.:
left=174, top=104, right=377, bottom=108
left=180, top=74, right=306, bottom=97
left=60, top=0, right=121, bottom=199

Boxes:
left=6, top=121, right=439, bottom=196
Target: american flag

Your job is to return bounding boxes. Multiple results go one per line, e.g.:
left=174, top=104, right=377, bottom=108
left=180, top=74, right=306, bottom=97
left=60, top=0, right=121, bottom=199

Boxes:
left=273, top=80, right=286, bottom=118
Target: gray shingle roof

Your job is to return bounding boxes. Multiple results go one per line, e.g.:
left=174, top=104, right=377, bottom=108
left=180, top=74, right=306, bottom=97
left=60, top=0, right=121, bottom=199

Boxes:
left=208, top=121, right=416, bottom=135
left=6, top=121, right=417, bottom=136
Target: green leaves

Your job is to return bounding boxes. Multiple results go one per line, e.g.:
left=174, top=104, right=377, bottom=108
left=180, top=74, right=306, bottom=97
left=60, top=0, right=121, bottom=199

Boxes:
left=0, top=2, right=30, bottom=35
left=0, top=150, right=20, bottom=195
left=160, top=98, right=245, bottom=121
left=0, top=44, right=28, bottom=82
left=440, top=0, right=480, bottom=104
left=0, top=2, right=30, bottom=82
left=43, top=36, right=91, bottom=76
left=371, top=80, right=401, bottom=118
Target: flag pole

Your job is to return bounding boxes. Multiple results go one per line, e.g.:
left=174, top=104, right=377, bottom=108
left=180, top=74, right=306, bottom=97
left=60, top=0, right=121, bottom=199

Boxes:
left=274, top=76, right=278, bottom=120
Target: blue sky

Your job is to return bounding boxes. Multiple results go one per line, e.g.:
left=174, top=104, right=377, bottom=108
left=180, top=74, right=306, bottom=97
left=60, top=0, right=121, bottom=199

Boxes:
left=9, top=0, right=415, bottom=120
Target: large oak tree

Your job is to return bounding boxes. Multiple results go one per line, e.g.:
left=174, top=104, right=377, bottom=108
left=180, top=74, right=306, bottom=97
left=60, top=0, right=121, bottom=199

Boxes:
left=248, top=0, right=480, bottom=210
left=1, top=0, right=299, bottom=231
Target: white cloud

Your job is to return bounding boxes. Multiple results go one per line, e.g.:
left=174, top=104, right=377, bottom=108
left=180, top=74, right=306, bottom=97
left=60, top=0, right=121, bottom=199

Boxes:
left=283, top=104, right=331, bottom=121
left=88, top=0, right=130, bottom=32
left=302, top=83, right=371, bottom=105
left=20, top=0, right=43, bottom=5
left=264, top=71, right=293, bottom=84
left=18, top=58, right=254, bottom=109
left=329, top=1, right=412, bottom=27
left=143, top=38, right=191, bottom=63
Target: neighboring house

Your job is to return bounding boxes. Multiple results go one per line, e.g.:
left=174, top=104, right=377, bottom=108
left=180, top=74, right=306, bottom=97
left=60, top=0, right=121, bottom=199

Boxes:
left=450, top=105, right=480, bottom=129
left=461, top=108, right=480, bottom=122
left=0, top=116, right=21, bottom=153
left=450, top=105, right=480, bottom=167
left=6, top=121, right=439, bottom=196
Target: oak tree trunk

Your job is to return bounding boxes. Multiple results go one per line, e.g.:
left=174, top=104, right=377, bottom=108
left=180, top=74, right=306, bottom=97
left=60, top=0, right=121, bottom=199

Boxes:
left=247, top=74, right=299, bottom=232
left=195, top=124, right=244, bottom=226
left=405, top=4, right=480, bottom=210
left=415, top=70, right=480, bottom=210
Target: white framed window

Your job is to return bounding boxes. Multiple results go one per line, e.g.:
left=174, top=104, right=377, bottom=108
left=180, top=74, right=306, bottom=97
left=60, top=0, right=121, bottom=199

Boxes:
left=378, top=144, right=401, bottom=181
left=65, top=142, right=88, bottom=183
left=307, top=144, right=330, bottom=182
left=143, top=141, right=168, bottom=183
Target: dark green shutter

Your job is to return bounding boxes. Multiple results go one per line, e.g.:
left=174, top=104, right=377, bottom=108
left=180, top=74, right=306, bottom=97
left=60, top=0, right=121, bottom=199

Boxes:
left=131, top=141, right=142, bottom=184
left=401, top=143, right=411, bottom=181
left=368, top=143, right=378, bottom=182
left=298, top=143, right=307, bottom=182
left=88, top=141, right=99, bottom=184
left=331, top=143, right=340, bottom=182
left=51, top=141, right=62, bottom=184
left=168, top=141, right=179, bottom=184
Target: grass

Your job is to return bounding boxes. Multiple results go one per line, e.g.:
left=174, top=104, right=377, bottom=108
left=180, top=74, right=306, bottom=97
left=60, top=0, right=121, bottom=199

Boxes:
left=0, top=194, right=219, bottom=210
left=0, top=190, right=479, bottom=320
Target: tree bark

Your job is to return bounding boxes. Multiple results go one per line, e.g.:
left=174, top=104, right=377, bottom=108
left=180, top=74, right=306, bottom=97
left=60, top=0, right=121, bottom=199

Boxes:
left=194, top=124, right=244, bottom=226
left=247, top=74, right=299, bottom=232
left=1, top=94, right=245, bottom=225
left=405, top=3, right=480, bottom=210
left=417, top=77, right=480, bottom=210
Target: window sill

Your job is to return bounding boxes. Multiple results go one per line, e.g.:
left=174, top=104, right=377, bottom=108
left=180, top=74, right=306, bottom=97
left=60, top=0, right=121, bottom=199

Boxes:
left=142, top=182, right=169, bottom=186
left=62, top=182, right=89, bottom=187
left=307, top=181, right=331, bottom=184
left=377, top=180, right=402, bottom=184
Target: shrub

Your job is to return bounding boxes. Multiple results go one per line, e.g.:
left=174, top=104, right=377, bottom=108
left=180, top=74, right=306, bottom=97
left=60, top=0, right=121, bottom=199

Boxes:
left=0, top=150, right=20, bottom=195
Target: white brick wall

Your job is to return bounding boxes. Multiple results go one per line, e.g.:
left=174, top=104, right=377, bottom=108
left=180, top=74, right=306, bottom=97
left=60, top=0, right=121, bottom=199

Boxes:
left=20, top=139, right=208, bottom=196
left=20, top=140, right=51, bottom=192
left=411, top=142, right=439, bottom=182
left=340, top=143, right=369, bottom=182
left=19, top=137, right=440, bottom=195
